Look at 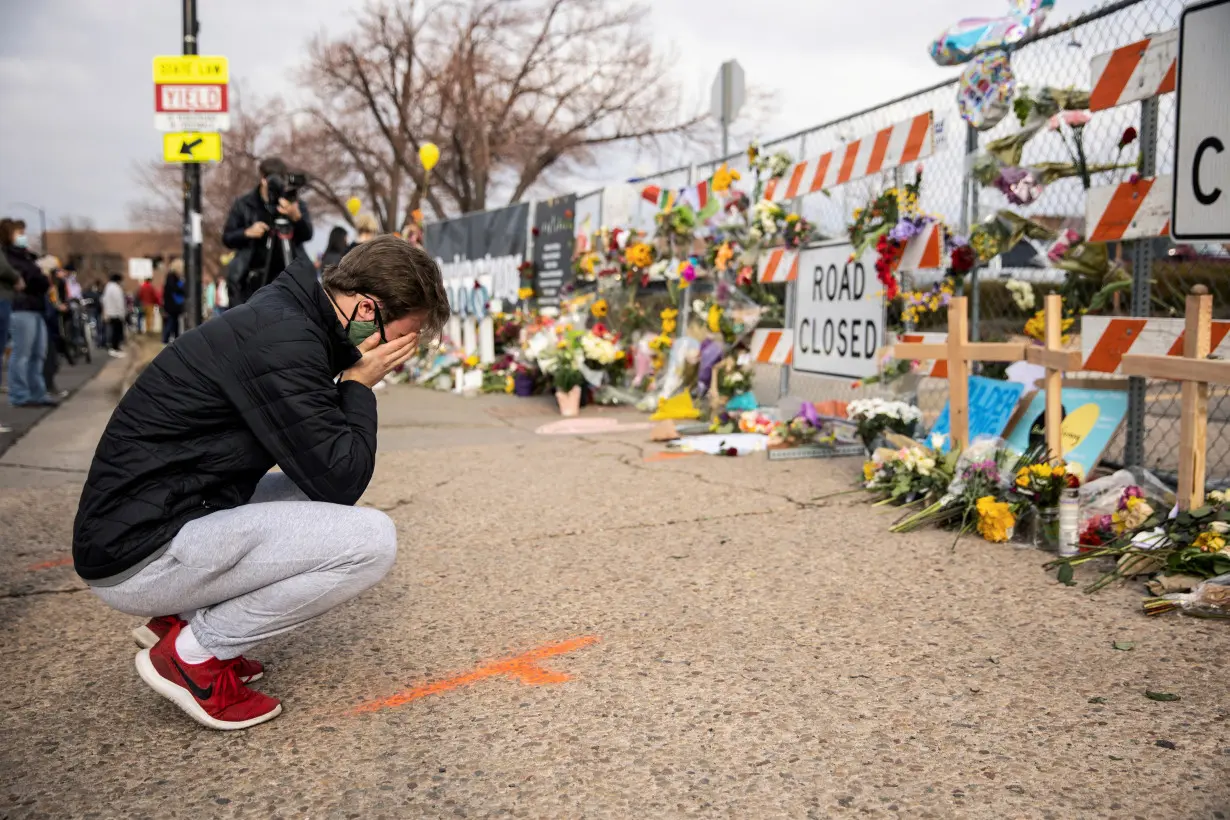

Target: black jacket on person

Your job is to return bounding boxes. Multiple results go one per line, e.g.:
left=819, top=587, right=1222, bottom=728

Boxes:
left=73, top=258, right=376, bottom=582
left=3, top=246, right=48, bottom=312
left=221, top=186, right=313, bottom=305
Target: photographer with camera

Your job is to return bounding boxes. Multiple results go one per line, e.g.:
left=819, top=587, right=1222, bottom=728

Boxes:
left=222, top=157, right=313, bottom=305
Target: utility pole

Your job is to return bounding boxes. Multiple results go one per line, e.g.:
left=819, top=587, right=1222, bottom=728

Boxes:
left=182, top=0, right=203, bottom=329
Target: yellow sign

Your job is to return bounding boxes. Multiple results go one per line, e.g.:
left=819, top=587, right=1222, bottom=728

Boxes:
left=163, top=132, right=223, bottom=164
left=153, top=55, right=229, bottom=85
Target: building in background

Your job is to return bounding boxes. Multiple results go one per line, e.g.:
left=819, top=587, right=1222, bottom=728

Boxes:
left=43, top=229, right=180, bottom=291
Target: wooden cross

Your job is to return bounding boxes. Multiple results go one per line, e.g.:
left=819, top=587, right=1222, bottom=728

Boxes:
left=1120, top=285, right=1230, bottom=511
left=890, top=295, right=1026, bottom=451
left=1023, top=293, right=1083, bottom=460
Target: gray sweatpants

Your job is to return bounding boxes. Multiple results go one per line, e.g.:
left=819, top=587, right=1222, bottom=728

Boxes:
left=93, top=473, right=397, bottom=659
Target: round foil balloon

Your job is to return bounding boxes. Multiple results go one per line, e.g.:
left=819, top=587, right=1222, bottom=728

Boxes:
left=958, top=50, right=1016, bottom=130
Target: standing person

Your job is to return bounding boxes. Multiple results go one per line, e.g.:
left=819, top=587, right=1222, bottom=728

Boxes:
left=349, top=214, right=378, bottom=252
left=101, top=273, right=127, bottom=359
left=3, top=219, right=55, bottom=407
left=0, top=221, right=22, bottom=395
left=222, top=157, right=313, bottom=306
left=137, top=277, right=158, bottom=335
left=41, top=258, right=68, bottom=399
left=203, top=273, right=216, bottom=320
left=74, top=237, right=449, bottom=730
left=162, top=263, right=186, bottom=343
left=320, top=226, right=349, bottom=271
left=214, top=274, right=230, bottom=318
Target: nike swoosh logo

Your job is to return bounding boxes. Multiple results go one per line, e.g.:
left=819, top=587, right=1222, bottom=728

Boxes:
left=171, top=656, right=214, bottom=700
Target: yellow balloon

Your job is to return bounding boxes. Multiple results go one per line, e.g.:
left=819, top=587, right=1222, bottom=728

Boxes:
left=346, top=197, right=362, bottom=216
left=419, top=142, right=440, bottom=172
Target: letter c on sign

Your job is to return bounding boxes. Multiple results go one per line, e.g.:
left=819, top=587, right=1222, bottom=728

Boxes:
left=1194, top=137, right=1224, bottom=206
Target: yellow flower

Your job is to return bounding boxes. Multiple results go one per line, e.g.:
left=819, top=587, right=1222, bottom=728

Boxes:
left=615, top=350, right=625, bottom=360
left=504, top=375, right=514, bottom=393
left=1051, top=464, right=1066, bottom=477
left=863, top=462, right=876, bottom=482
left=591, top=298, right=609, bottom=318
left=785, top=213, right=800, bottom=223
left=1193, top=531, right=1226, bottom=553
left=1024, top=309, right=1075, bottom=344
left=975, top=496, right=1015, bottom=543
left=463, top=354, right=479, bottom=368
left=626, top=243, right=653, bottom=268
left=660, top=308, right=678, bottom=320
left=661, top=319, right=677, bottom=334
left=707, top=305, right=723, bottom=334
left=1015, top=469, right=1030, bottom=487
left=711, top=163, right=741, bottom=192
left=715, top=242, right=734, bottom=272
left=517, top=286, right=534, bottom=300
left=556, top=340, right=567, bottom=349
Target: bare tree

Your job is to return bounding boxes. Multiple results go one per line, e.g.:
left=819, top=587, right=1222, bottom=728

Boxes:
left=300, top=0, right=709, bottom=227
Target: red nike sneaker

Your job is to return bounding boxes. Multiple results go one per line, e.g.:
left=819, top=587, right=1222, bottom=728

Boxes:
left=135, top=622, right=281, bottom=731
left=132, top=616, right=264, bottom=682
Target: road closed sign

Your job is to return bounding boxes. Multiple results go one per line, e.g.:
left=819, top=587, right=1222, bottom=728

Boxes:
left=792, top=242, right=884, bottom=380
left=1172, top=0, right=1230, bottom=240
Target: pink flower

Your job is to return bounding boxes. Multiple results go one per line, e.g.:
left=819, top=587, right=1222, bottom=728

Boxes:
left=1048, top=111, right=1092, bottom=131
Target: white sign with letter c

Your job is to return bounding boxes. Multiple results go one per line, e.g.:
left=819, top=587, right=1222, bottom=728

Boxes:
left=792, top=241, right=885, bottom=380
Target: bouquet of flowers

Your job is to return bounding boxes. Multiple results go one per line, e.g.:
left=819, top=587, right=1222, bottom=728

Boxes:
left=1049, top=490, right=1230, bottom=592
left=847, top=398, right=922, bottom=452
left=769, top=402, right=834, bottom=448
left=862, top=434, right=952, bottom=507
left=890, top=438, right=1044, bottom=546
left=1011, top=461, right=1079, bottom=508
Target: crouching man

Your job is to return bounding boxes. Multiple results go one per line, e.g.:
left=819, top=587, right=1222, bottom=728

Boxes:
left=73, top=236, right=449, bottom=730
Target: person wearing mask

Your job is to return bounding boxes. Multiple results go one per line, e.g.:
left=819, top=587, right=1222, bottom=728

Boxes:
left=101, top=273, right=128, bottom=359
left=2, top=219, right=55, bottom=407
left=162, top=262, right=186, bottom=343
left=349, top=214, right=378, bottom=252
left=222, top=157, right=313, bottom=306
left=137, top=277, right=158, bottom=335
left=320, top=226, right=349, bottom=271
left=74, top=237, right=449, bottom=730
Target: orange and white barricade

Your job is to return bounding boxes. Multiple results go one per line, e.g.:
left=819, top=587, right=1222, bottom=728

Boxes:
left=750, top=328, right=794, bottom=366
left=1086, top=176, right=1172, bottom=242
left=1089, top=30, right=1177, bottom=111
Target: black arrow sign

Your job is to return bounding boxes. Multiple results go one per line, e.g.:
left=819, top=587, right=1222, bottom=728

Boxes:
left=179, top=138, right=204, bottom=156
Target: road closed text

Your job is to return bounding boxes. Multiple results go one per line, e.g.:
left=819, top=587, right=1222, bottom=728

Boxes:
left=791, top=243, right=884, bottom=380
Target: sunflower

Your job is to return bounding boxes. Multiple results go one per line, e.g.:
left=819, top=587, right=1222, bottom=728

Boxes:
left=591, top=298, right=609, bottom=318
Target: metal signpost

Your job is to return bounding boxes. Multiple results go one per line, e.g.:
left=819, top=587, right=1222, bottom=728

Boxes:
left=153, top=0, right=228, bottom=329
left=710, top=60, right=745, bottom=157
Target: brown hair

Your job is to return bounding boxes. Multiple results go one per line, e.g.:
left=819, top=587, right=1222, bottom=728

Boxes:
left=0, top=218, right=14, bottom=247
left=323, top=234, right=449, bottom=341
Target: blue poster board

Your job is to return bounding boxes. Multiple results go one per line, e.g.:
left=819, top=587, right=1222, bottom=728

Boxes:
left=930, top=376, right=1025, bottom=451
left=1003, top=387, right=1130, bottom=476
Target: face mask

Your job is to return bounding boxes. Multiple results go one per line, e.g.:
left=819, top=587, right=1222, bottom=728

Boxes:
left=13, top=235, right=28, bottom=249
left=326, top=287, right=386, bottom=347
left=347, top=319, right=379, bottom=347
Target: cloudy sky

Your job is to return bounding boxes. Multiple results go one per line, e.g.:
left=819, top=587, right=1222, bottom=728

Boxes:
left=1, top=0, right=1109, bottom=240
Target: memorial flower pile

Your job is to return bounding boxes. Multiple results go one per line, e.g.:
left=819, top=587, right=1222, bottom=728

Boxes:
left=1049, top=490, right=1230, bottom=593
left=1012, top=462, right=1079, bottom=508
left=847, top=399, right=922, bottom=452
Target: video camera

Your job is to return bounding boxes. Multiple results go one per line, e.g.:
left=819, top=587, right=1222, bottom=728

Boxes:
left=265, top=171, right=307, bottom=210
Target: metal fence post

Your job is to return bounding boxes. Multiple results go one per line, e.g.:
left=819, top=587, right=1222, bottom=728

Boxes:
left=963, top=123, right=982, bottom=343
left=1124, top=95, right=1159, bottom=468
left=780, top=134, right=806, bottom=400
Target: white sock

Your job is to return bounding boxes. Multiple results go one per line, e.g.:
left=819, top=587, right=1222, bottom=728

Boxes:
left=174, top=624, right=215, bottom=665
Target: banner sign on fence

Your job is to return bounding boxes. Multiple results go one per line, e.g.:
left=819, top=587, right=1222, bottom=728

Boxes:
left=791, top=242, right=884, bottom=380
left=1081, top=315, right=1230, bottom=372
left=1089, top=29, right=1177, bottom=111
left=930, top=376, right=1025, bottom=451
left=763, top=112, right=934, bottom=202
left=1086, top=176, right=1172, bottom=241
left=424, top=203, right=530, bottom=313
left=532, top=195, right=577, bottom=310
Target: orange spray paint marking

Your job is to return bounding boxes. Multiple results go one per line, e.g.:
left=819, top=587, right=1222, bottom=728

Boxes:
left=643, top=451, right=702, bottom=462
left=352, top=635, right=599, bottom=714
left=27, top=557, right=73, bottom=571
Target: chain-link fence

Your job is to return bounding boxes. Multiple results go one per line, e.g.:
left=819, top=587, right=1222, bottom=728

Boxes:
left=629, top=0, right=1227, bottom=483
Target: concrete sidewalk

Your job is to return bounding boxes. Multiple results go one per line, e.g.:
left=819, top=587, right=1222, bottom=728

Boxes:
left=1, top=383, right=1228, bottom=818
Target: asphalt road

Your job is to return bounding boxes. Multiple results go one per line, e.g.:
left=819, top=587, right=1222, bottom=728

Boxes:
left=2, top=363, right=1228, bottom=818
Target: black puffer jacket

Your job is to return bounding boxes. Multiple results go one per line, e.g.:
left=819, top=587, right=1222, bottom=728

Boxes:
left=4, top=245, right=48, bottom=312
left=222, top=187, right=313, bottom=305
left=73, top=259, right=375, bottom=582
